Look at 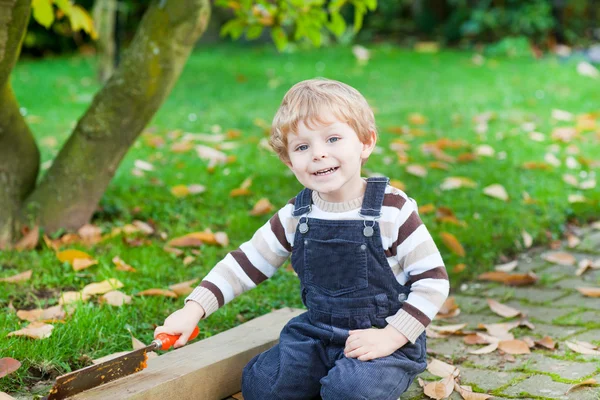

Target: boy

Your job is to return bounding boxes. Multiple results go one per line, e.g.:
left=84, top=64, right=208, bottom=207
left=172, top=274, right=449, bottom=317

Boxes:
left=155, top=78, right=449, bottom=399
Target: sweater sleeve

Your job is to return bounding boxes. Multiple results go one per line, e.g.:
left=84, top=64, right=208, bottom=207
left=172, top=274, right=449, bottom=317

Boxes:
left=185, top=203, right=296, bottom=318
left=384, top=194, right=449, bottom=343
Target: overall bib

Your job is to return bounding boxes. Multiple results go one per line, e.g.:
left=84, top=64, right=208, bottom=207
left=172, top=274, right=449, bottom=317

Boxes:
left=242, top=177, right=427, bottom=400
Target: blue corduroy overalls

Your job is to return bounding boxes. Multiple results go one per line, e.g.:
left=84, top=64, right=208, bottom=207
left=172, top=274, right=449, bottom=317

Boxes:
left=242, top=177, right=427, bottom=400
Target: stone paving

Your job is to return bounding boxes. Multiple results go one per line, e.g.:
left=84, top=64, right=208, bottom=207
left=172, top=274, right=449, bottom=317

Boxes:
left=401, top=225, right=600, bottom=399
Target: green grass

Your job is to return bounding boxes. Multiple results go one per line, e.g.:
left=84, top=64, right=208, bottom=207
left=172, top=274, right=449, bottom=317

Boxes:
left=1, top=43, right=600, bottom=396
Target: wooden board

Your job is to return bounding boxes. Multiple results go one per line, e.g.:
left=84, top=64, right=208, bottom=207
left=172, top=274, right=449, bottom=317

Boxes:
left=72, top=308, right=304, bottom=400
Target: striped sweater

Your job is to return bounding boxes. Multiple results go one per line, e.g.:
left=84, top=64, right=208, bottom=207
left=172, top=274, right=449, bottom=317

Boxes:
left=186, top=184, right=449, bottom=343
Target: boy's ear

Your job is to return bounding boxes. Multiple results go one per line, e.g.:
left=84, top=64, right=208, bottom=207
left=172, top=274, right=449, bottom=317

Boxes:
left=360, top=130, right=377, bottom=159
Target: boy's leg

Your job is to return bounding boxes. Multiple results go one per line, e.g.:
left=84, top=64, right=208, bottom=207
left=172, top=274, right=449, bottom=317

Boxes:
left=320, top=333, right=427, bottom=400
left=242, top=313, right=330, bottom=400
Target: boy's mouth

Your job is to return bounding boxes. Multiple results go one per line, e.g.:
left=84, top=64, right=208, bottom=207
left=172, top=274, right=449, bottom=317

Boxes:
left=313, top=167, right=339, bottom=176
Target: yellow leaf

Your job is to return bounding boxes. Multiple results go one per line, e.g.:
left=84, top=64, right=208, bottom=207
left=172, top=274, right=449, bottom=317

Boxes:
left=7, top=322, right=54, bottom=340
left=168, top=279, right=200, bottom=297
left=440, top=232, right=465, bottom=257
left=440, top=176, right=477, bottom=190
left=389, top=179, right=406, bottom=191
left=82, top=279, right=124, bottom=296
left=171, top=185, right=190, bottom=197
left=112, top=256, right=137, bottom=272
left=249, top=198, right=274, bottom=216
left=72, top=258, right=98, bottom=271
left=32, top=0, right=54, bottom=28
left=408, top=113, right=427, bottom=125
left=57, top=249, right=92, bottom=265
left=136, top=289, right=178, bottom=298
left=483, top=184, right=509, bottom=201
left=68, top=5, right=98, bottom=39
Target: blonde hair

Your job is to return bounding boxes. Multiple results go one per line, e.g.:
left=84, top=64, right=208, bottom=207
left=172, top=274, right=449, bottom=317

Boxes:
left=270, top=78, right=377, bottom=164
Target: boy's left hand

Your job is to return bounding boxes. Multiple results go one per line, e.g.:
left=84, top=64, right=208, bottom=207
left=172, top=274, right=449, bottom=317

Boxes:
left=344, top=325, right=408, bottom=361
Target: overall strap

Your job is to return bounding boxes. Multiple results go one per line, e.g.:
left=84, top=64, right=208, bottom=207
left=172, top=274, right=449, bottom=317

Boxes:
left=359, top=177, right=389, bottom=218
left=292, top=188, right=313, bottom=217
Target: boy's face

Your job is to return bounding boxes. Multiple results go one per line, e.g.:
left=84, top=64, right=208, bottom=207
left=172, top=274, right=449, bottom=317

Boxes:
left=285, top=112, right=375, bottom=203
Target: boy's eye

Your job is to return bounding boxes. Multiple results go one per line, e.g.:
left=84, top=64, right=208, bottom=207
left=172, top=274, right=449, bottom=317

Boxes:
left=328, top=137, right=340, bottom=143
left=295, top=144, right=308, bottom=152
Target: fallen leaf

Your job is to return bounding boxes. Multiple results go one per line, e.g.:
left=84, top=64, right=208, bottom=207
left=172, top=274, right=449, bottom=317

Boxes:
left=483, top=184, right=509, bottom=201
left=130, top=332, right=146, bottom=350
left=478, top=271, right=538, bottom=286
left=423, top=375, right=454, bottom=399
left=567, top=234, right=581, bottom=248
left=16, top=305, right=65, bottom=322
left=57, top=249, right=93, bottom=265
left=352, top=45, right=370, bottom=63
left=522, top=336, right=536, bottom=348
left=427, top=358, right=459, bottom=378
left=134, top=160, right=154, bottom=171
left=112, top=256, right=137, bottom=272
left=195, top=145, right=227, bottom=168
left=566, top=378, right=598, bottom=394
left=249, top=198, right=274, bottom=216
left=59, top=291, right=90, bottom=305
left=468, top=342, right=499, bottom=354
left=0, top=270, right=32, bottom=283
left=7, top=322, right=54, bottom=340
left=418, top=204, right=436, bottom=214
left=406, top=164, right=427, bottom=178
left=132, top=220, right=154, bottom=235
left=15, top=226, right=39, bottom=251
left=0, top=358, right=21, bottom=378
left=389, top=179, right=406, bottom=191
left=535, top=336, right=556, bottom=350
left=453, top=264, right=466, bottom=273
left=136, top=289, right=178, bottom=298
left=171, top=185, right=191, bottom=197
left=498, top=339, right=530, bottom=354
left=575, top=259, right=593, bottom=276
left=565, top=341, right=600, bottom=355
left=577, top=61, right=599, bottom=78
left=428, top=323, right=467, bottom=335
left=99, top=290, right=132, bottom=306
left=495, top=260, right=518, bottom=272
left=453, top=382, right=493, bottom=399
left=522, top=231, right=533, bottom=248
left=408, top=113, right=427, bottom=125
left=576, top=287, right=600, bottom=297
left=440, top=232, right=465, bottom=257
left=72, top=258, right=98, bottom=271
left=435, top=297, right=460, bottom=319
left=463, top=333, right=497, bottom=345
left=440, top=176, right=477, bottom=191
left=168, top=279, right=200, bottom=296
left=486, top=299, right=522, bottom=318
left=82, top=279, right=124, bottom=296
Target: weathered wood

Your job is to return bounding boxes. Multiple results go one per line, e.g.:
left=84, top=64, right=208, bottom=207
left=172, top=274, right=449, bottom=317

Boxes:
left=72, top=308, right=304, bottom=400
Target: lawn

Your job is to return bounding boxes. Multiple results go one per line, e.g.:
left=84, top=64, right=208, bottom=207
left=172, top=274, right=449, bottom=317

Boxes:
left=1, top=43, right=599, bottom=396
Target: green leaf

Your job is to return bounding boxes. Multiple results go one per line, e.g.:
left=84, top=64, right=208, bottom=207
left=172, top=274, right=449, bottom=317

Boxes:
left=271, top=26, right=288, bottom=52
left=327, top=12, right=346, bottom=37
left=32, top=0, right=55, bottom=29
left=246, top=24, right=264, bottom=40
left=306, top=28, right=322, bottom=47
left=221, top=19, right=246, bottom=40
left=54, top=0, right=72, bottom=16
left=353, top=3, right=366, bottom=33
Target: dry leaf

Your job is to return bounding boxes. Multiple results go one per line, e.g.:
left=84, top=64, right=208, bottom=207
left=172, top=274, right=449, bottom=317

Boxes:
left=522, top=231, right=533, bottom=248
left=486, top=298, right=522, bottom=318
left=495, top=260, right=518, bottom=272
left=249, top=198, right=274, bottom=216
left=427, top=358, right=459, bottom=378
left=72, top=258, right=98, bottom=271
left=112, top=256, right=137, bottom=272
left=130, top=333, right=146, bottom=350
left=406, top=164, right=427, bottom=178
left=7, top=321, right=54, bottom=340
left=423, top=375, right=454, bottom=400
left=59, top=291, right=90, bottom=305
left=435, top=297, right=461, bottom=319
left=565, top=341, right=600, bottom=355
left=453, top=382, right=493, bottom=400
left=463, top=333, right=494, bottom=345
left=566, top=378, right=598, bottom=394
left=15, top=226, right=39, bottom=251
left=99, top=290, right=132, bottom=306
left=408, top=113, right=427, bottom=125
left=136, top=289, right=178, bottom=298
left=0, top=358, right=21, bottom=378
left=134, top=160, right=154, bottom=171
left=478, top=271, right=538, bottom=286
left=469, top=342, right=499, bottom=354
left=453, top=264, right=466, bottom=273
left=428, top=323, right=467, bottom=335
left=230, top=188, right=252, bottom=197
left=16, top=305, right=65, bottom=322
left=576, top=287, right=600, bottom=297
left=483, top=184, right=509, bottom=201
left=195, top=145, right=227, bottom=168
left=575, top=259, right=592, bottom=276
left=389, top=180, right=406, bottom=191
left=82, top=279, right=124, bottom=296
left=566, top=234, right=580, bottom=248
left=542, top=251, right=576, bottom=266
left=535, top=336, right=556, bottom=350
left=0, top=270, right=32, bottom=283
left=168, top=279, right=200, bottom=296
left=440, top=176, right=477, bottom=190
left=522, top=336, right=536, bottom=348
left=440, top=232, right=465, bottom=257
left=498, top=340, right=531, bottom=354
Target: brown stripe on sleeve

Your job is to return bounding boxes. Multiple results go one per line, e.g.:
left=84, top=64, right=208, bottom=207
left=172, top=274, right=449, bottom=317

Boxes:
left=402, top=302, right=431, bottom=327
left=386, top=211, right=423, bottom=258
left=269, top=213, right=292, bottom=252
left=231, top=248, right=269, bottom=285
left=406, top=266, right=449, bottom=286
left=200, top=281, right=224, bottom=307
left=383, top=193, right=407, bottom=209
left=287, top=197, right=296, bottom=205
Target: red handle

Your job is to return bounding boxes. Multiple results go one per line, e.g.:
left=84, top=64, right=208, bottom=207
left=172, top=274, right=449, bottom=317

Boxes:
left=155, top=326, right=199, bottom=351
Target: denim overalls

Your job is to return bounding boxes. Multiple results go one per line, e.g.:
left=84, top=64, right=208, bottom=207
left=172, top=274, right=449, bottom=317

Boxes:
left=242, top=177, right=427, bottom=400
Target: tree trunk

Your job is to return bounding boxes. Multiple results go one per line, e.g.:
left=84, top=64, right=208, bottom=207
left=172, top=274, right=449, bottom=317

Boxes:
left=24, top=0, right=211, bottom=232
left=93, top=0, right=117, bottom=83
left=0, top=0, right=39, bottom=248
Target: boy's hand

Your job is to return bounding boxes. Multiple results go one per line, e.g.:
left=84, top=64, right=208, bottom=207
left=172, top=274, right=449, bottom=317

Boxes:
left=344, top=325, right=409, bottom=361
left=154, top=301, right=205, bottom=348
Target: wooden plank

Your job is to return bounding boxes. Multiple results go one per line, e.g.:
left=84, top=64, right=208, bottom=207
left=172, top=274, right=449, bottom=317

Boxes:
left=72, top=308, right=304, bottom=400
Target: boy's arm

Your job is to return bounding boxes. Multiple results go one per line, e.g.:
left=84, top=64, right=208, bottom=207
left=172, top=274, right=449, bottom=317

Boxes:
left=385, top=196, right=449, bottom=343
left=185, top=203, right=295, bottom=318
